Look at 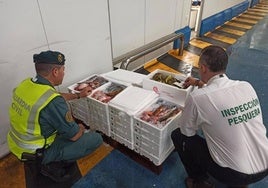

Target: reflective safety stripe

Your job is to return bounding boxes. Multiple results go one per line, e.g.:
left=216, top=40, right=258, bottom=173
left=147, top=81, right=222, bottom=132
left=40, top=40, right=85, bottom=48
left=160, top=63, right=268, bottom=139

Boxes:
left=27, top=89, right=57, bottom=135
left=10, top=126, right=44, bottom=141
left=9, top=131, right=41, bottom=151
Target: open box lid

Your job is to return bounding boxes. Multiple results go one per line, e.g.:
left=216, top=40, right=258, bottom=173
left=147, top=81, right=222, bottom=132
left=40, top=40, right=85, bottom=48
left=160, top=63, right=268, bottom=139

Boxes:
left=101, top=69, right=147, bottom=87
left=109, top=85, right=159, bottom=115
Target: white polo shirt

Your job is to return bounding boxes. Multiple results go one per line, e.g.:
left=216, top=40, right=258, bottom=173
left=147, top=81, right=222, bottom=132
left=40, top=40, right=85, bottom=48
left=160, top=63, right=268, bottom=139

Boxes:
left=179, top=74, right=268, bottom=174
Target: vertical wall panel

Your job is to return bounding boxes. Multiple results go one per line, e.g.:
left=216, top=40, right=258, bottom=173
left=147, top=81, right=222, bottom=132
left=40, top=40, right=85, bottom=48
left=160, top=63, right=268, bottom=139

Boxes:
left=109, top=0, right=188, bottom=70
left=109, top=0, right=145, bottom=58
left=39, top=0, right=113, bottom=87
left=202, top=0, right=246, bottom=19
left=142, top=0, right=178, bottom=67
left=175, top=0, right=192, bottom=29
left=145, top=0, right=177, bottom=43
left=0, top=0, right=48, bottom=157
left=0, top=0, right=113, bottom=157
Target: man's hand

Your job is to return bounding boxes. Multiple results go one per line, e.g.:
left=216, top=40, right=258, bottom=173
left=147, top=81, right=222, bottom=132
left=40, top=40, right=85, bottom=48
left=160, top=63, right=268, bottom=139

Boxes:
left=78, top=86, right=92, bottom=98
left=183, top=77, right=197, bottom=88
left=183, top=77, right=204, bottom=88
left=60, top=86, right=92, bottom=101
left=70, top=123, right=85, bottom=141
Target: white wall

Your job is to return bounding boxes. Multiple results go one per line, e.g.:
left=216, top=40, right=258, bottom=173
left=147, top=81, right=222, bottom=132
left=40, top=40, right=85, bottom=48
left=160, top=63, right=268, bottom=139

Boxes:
left=145, top=0, right=180, bottom=43
left=0, top=0, right=113, bottom=157
left=109, top=0, right=145, bottom=59
left=109, top=0, right=191, bottom=70
left=177, top=0, right=192, bottom=29
left=202, top=0, right=246, bottom=19
left=0, top=0, right=47, bottom=157
left=143, top=0, right=191, bottom=67
left=38, top=0, right=113, bottom=88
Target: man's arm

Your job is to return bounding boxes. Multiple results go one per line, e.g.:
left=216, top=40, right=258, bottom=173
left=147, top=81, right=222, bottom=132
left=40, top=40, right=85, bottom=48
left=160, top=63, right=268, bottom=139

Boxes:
left=70, top=123, right=85, bottom=141
left=183, top=76, right=204, bottom=88
left=60, top=86, right=92, bottom=101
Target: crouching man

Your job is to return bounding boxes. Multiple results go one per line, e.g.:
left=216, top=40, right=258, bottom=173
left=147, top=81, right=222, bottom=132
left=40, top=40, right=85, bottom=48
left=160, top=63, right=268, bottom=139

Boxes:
left=172, top=45, right=268, bottom=188
left=8, top=50, right=103, bottom=182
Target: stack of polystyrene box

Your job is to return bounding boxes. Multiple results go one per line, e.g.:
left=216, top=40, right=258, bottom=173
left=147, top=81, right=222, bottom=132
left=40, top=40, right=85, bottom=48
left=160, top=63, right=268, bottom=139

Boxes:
left=133, top=98, right=182, bottom=165
left=131, top=69, right=193, bottom=165
left=87, top=82, right=127, bottom=136
left=67, top=75, right=109, bottom=128
left=68, top=99, right=89, bottom=125
left=108, top=86, right=159, bottom=150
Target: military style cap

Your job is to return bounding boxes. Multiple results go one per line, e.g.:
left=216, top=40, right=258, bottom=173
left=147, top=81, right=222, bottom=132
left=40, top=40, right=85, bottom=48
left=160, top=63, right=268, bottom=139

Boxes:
left=33, top=50, right=65, bottom=65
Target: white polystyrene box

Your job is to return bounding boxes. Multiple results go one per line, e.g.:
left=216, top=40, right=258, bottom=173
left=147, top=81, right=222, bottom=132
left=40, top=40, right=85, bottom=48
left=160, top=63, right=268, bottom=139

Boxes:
left=67, top=74, right=109, bottom=94
left=87, top=82, right=127, bottom=136
left=133, top=97, right=182, bottom=164
left=142, top=69, right=193, bottom=107
left=67, top=97, right=90, bottom=126
left=101, top=69, right=147, bottom=87
left=108, top=85, right=159, bottom=115
left=110, top=132, right=134, bottom=150
left=135, top=143, right=174, bottom=166
left=108, top=85, right=159, bottom=149
left=67, top=75, right=109, bottom=127
left=109, top=105, right=134, bottom=148
left=87, top=83, right=110, bottom=135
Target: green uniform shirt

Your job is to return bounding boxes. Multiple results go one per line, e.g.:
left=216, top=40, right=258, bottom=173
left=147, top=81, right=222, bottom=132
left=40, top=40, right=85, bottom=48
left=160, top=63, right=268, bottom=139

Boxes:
left=33, top=75, right=79, bottom=140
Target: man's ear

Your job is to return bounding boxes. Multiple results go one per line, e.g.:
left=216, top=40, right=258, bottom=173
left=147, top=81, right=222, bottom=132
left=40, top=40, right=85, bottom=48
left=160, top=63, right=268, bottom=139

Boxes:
left=51, top=67, right=59, bottom=77
left=200, top=63, right=207, bottom=73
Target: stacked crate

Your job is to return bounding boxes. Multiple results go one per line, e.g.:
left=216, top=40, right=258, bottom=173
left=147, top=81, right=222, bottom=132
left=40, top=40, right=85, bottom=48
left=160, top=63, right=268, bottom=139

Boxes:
left=66, top=69, right=193, bottom=166
left=108, top=86, right=159, bottom=150
left=68, top=98, right=90, bottom=126
left=67, top=75, right=109, bottom=128
left=138, top=69, right=194, bottom=165
left=87, top=82, right=127, bottom=136
left=133, top=98, right=182, bottom=165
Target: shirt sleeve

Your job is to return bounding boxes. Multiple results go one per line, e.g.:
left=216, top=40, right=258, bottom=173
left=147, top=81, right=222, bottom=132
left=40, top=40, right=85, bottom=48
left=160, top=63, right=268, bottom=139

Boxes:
left=39, top=96, right=79, bottom=139
left=179, top=94, right=199, bottom=136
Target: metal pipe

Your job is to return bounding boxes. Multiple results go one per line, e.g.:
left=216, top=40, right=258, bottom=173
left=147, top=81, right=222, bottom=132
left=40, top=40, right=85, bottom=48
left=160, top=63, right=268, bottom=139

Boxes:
left=113, top=32, right=184, bottom=70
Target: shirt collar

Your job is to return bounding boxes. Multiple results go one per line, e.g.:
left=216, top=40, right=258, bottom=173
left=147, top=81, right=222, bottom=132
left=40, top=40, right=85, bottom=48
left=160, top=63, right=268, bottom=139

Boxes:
left=206, top=73, right=227, bottom=85
left=32, top=74, right=54, bottom=88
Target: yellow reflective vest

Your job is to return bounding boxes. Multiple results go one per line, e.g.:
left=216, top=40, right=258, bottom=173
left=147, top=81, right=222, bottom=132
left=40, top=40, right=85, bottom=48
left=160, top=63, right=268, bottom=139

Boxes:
left=8, top=78, right=60, bottom=160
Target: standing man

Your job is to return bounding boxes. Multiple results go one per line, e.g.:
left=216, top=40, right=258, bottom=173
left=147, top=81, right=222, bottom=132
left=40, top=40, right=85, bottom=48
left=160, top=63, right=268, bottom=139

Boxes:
left=172, top=45, right=268, bottom=188
left=8, top=50, right=103, bottom=182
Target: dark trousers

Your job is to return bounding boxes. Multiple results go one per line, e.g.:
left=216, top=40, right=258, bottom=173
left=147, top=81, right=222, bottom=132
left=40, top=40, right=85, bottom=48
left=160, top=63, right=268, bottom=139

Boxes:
left=171, top=128, right=268, bottom=186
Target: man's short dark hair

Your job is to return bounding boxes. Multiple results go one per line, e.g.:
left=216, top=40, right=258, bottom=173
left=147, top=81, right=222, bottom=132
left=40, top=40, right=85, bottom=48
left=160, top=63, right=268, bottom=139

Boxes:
left=35, top=63, right=61, bottom=76
left=199, top=45, right=228, bottom=72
